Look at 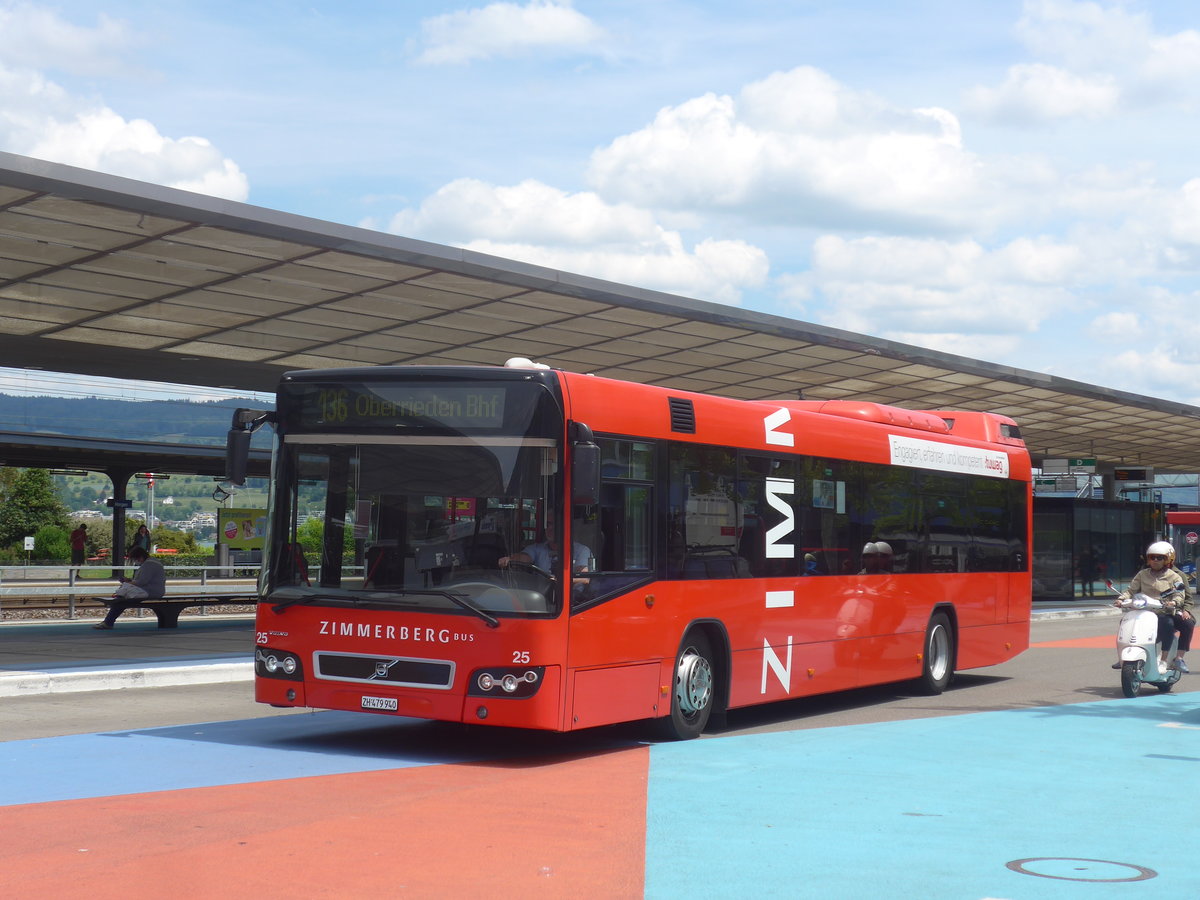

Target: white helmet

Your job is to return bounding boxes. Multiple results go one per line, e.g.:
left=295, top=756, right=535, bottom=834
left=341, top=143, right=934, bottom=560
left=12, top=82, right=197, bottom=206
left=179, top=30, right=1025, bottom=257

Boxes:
left=1146, top=541, right=1175, bottom=564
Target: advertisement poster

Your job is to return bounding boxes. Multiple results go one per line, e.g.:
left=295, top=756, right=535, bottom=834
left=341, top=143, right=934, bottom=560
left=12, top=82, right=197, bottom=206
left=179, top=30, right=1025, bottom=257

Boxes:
left=219, top=508, right=266, bottom=550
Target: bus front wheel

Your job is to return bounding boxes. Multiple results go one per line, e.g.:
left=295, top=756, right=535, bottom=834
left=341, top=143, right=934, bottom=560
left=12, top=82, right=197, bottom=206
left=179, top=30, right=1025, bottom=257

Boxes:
left=919, top=612, right=955, bottom=694
left=658, top=631, right=714, bottom=740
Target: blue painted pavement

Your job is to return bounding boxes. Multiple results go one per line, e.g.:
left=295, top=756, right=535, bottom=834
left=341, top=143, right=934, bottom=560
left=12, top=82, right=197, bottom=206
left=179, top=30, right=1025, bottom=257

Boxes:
left=645, top=694, right=1200, bottom=898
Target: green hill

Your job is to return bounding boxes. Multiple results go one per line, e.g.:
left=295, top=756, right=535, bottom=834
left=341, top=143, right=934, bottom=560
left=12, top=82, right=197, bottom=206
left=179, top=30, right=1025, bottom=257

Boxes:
left=0, top=393, right=272, bottom=444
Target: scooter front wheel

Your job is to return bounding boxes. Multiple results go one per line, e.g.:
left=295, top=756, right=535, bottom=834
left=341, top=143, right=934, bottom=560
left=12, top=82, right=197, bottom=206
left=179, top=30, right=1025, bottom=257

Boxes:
left=1120, top=661, right=1143, bottom=698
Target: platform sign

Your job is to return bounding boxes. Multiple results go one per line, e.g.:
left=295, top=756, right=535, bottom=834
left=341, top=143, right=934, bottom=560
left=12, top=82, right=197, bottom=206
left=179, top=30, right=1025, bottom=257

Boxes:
left=1041, top=457, right=1095, bottom=474
left=105, top=498, right=133, bottom=509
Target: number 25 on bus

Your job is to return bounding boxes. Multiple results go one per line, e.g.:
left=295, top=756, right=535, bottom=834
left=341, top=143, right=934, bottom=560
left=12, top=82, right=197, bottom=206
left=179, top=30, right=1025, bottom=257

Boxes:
left=225, top=358, right=1030, bottom=740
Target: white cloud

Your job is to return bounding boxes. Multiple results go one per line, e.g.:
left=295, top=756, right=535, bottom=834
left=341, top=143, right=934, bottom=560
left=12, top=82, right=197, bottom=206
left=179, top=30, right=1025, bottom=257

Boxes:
left=0, top=3, right=133, bottom=76
left=1109, top=303, right=1200, bottom=403
left=1015, top=0, right=1152, bottom=71
left=0, top=62, right=247, bottom=201
left=788, top=234, right=1084, bottom=340
left=1088, top=310, right=1140, bottom=340
left=968, top=0, right=1200, bottom=123
left=587, top=66, right=985, bottom=233
left=963, top=63, right=1118, bottom=123
left=414, top=0, right=606, bottom=65
left=388, top=177, right=662, bottom=246
left=1165, top=178, right=1200, bottom=246
left=385, top=177, right=768, bottom=304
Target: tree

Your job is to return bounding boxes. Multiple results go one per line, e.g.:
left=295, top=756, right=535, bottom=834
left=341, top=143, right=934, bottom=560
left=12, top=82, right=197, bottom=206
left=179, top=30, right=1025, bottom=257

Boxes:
left=34, top=525, right=70, bottom=561
left=0, top=468, right=71, bottom=548
left=0, top=467, right=19, bottom=504
left=296, top=517, right=353, bottom=556
left=152, top=526, right=199, bottom=553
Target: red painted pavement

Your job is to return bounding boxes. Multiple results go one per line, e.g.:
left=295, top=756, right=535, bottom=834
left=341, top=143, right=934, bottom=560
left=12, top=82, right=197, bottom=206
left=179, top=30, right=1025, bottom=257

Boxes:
left=1, top=746, right=649, bottom=899
left=1032, top=635, right=1112, bottom=648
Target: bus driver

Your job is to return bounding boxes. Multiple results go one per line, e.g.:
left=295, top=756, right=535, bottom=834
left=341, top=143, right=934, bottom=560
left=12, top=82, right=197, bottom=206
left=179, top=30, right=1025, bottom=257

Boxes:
left=499, top=514, right=591, bottom=583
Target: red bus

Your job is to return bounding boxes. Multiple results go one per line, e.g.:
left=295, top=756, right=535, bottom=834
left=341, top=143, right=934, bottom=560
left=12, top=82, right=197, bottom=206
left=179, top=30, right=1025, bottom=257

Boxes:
left=226, top=360, right=1031, bottom=739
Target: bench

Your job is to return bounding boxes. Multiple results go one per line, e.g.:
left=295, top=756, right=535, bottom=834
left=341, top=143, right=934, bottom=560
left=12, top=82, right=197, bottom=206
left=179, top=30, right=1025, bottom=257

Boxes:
left=96, top=594, right=254, bottom=628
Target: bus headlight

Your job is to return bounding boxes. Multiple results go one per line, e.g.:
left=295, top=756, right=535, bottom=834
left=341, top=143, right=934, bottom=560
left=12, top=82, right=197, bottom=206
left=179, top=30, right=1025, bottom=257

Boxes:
left=256, top=648, right=304, bottom=681
left=468, top=666, right=545, bottom=698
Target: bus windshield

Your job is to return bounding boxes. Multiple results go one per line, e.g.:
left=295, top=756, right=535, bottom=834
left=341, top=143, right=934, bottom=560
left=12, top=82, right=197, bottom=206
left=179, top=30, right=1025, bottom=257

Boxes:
left=264, top=374, right=567, bottom=618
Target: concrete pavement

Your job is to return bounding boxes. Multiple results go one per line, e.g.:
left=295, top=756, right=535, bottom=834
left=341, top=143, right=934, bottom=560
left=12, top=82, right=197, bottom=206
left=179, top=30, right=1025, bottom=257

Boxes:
left=0, top=615, right=254, bottom=697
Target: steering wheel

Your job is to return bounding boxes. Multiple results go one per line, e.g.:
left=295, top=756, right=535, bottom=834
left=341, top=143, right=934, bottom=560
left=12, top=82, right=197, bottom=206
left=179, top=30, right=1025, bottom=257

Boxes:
left=503, top=559, right=553, bottom=580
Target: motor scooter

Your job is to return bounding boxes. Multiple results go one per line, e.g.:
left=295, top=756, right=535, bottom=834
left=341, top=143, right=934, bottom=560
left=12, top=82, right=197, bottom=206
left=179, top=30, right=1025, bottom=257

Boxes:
left=1107, top=579, right=1183, bottom=698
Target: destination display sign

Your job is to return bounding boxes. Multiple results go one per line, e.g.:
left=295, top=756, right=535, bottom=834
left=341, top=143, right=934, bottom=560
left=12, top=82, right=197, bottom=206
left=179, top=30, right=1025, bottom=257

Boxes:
left=290, top=382, right=508, bottom=430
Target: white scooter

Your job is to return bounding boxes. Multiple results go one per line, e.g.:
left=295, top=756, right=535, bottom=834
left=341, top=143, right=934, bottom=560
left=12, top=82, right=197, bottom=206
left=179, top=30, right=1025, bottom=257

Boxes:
left=1107, top=579, right=1183, bottom=698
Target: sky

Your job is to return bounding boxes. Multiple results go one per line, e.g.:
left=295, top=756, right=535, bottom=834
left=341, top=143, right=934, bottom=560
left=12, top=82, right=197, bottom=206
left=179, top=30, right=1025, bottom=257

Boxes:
left=3, top=0, right=1200, bottom=405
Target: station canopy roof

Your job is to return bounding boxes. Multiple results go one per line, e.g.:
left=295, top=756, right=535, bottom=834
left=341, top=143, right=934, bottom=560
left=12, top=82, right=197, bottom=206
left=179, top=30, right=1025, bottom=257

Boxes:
left=3, top=150, right=1200, bottom=473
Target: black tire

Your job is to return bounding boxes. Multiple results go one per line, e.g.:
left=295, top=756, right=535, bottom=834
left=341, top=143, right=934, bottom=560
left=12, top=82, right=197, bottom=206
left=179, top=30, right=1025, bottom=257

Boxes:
left=1155, top=679, right=1174, bottom=694
left=919, top=612, right=955, bottom=694
left=657, top=631, right=715, bottom=740
left=1120, top=661, right=1143, bottom=698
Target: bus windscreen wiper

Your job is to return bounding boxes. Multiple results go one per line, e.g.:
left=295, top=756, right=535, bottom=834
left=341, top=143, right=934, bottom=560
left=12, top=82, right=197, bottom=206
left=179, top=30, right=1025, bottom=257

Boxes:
left=437, top=589, right=501, bottom=629
left=361, top=588, right=501, bottom=629
left=272, top=587, right=500, bottom=628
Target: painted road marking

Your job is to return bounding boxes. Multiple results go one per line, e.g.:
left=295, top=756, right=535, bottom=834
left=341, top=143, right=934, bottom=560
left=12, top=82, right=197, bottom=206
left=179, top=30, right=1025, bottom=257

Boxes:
left=645, top=694, right=1200, bottom=898
left=5, top=696, right=1200, bottom=897
left=1, top=748, right=649, bottom=898
left=1032, top=635, right=1112, bottom=648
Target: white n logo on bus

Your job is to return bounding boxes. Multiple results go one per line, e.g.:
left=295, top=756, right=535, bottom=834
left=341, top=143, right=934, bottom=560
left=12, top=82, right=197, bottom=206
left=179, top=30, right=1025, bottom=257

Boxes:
left=764, top=477, right=795, bottom=558
left=761, top=636, right=793, bottom=694
left=764, top=408, right=794, bottom=446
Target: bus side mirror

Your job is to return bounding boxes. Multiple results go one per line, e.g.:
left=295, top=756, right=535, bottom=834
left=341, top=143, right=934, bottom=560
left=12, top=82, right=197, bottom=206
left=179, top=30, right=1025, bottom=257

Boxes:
left=224, top=407, right=274, bottom=487
left=570, top=421, right=601, bottom=506
left=225, top=427, right=252, bottom=486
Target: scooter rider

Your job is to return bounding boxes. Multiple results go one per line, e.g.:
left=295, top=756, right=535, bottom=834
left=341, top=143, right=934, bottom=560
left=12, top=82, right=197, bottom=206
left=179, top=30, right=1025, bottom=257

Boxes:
left=1113, top=541, right=1195, bottom=673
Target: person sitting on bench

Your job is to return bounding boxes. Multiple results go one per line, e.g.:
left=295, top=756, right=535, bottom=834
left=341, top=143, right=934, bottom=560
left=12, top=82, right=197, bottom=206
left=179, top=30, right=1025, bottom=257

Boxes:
left=93, top=546, right=166, bottom=630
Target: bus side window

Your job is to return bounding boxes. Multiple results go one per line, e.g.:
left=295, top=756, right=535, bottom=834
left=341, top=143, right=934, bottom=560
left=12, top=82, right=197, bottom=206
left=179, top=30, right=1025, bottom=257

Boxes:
left=576, top=438, right=657, bottom=606
left=670, top=444, right=744, bottom=579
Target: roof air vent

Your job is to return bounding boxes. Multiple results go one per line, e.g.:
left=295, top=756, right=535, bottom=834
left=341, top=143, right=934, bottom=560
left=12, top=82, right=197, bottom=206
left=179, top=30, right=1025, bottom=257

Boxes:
left=668, top=397, right=696, bottom=433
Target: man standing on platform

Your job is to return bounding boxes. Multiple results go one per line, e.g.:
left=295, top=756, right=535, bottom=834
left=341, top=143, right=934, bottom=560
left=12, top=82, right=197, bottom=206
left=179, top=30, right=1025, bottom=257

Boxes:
left=69, top=523, right=87, bottom=568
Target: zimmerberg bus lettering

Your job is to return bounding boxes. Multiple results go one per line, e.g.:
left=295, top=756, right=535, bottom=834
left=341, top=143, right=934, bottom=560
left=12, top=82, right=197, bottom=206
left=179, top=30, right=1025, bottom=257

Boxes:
left=317, top=621, right=476, bottom=644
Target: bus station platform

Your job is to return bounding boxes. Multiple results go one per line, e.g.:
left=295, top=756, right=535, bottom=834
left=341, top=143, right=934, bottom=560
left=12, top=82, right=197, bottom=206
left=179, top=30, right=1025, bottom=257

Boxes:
left=0, top=615, right=254, bottom=697
left=0, top=601, right=1117, bottom=698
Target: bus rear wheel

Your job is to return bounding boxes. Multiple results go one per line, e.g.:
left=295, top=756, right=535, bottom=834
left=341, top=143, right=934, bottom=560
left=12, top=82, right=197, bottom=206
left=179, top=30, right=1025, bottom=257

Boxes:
left=919, top=612, right=955, bottom=694
left=658, top=631, right=714, bottom=740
